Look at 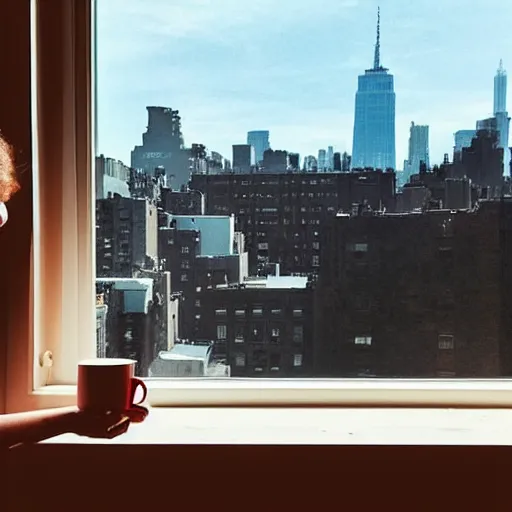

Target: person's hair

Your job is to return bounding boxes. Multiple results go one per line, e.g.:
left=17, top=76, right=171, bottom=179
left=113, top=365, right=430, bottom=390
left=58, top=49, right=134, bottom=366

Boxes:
left=0, top=134, right=20, bottom=202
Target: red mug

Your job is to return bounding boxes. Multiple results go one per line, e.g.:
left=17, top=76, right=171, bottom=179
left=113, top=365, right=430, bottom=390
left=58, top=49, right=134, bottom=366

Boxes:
left=77, top=358, right=147, bottom=413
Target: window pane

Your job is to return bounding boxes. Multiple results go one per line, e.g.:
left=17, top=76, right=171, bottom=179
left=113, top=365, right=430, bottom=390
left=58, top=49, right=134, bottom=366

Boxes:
left=96, top=0, right=511, bottom=379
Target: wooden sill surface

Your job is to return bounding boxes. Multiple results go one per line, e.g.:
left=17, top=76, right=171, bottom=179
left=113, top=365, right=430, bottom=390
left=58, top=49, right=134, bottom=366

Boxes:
left=40, top=407, right=512, bottom=446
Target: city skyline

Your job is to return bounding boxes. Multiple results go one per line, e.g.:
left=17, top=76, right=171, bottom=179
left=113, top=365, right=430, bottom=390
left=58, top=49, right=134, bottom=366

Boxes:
left=97, top=0, right=512, bottom=169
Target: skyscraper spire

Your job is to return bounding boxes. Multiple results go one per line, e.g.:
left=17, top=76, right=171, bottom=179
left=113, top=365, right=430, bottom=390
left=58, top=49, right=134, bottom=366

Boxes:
left=373, top=6, right=381, bottom=70
left=498, top=58, right=505, bottom=76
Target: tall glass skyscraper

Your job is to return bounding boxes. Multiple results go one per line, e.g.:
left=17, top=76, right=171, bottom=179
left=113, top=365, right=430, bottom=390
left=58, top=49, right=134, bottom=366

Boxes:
left=494, top=59, right=507, bottom=115
left=351, top=8, right=396, bottom=171
left=247, top=130, right=270, bottom=164
left=493, top=60, right=510, bottom=176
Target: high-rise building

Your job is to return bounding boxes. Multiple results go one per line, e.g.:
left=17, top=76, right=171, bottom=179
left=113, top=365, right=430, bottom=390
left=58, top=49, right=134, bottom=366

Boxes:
left=327, top=146, right=334, bottom=171
left=288, top=153, right=300, bottom=170
left=195, top=276, right=314, bottom=377
left=191, top=170, right=396, bottom=275
left=341, top=152, right=351, bottom=172
left=232, top=144, right=255, bottom=173
left=333, top=152, right=341, bottom=171
left=95, top=155, right=131, bottom=200
left=459, top=129, right=503, bottom=190
left=303, top=155, right=318, bottom=172
left=247, top=130, right=270, bottom=164
left=493, top=60, right=510, bottom=176
left=96, top=196, right=158, bottom=278
left=131, top=106, right=190, bottom=189
left=314, top=200, right=512, bottom=377
left=454, top=130, right=476, bottom=156
left=495, top=59, right=507, bottom=114
left=351, top=8, right=396, bottom=171
left=318, top=149, right=327, bottom=171
left=403, top=122, right=429, bottom=180
left=262, top=149, right=288, bottom=173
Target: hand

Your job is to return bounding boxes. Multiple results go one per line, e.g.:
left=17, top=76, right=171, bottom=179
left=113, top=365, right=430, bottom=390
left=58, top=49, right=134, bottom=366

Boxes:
left=65, top=405, right=149, bottom=439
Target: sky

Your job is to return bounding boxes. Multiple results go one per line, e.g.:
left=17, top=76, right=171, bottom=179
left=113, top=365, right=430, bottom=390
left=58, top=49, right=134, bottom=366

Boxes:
left=96, top=0, right=512, bottom=169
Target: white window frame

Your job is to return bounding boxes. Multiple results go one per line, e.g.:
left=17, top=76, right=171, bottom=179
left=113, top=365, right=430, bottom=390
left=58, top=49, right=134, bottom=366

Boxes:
left=7, top=0, right=512, bottom=413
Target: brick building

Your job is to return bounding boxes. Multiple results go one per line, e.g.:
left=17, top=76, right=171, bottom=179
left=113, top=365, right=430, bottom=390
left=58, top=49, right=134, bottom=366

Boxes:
left=96, top=274, right=178, bottom=377
left=190, top=170, right=396, bottom=275
left=158, top=213, right=249, bottom=338
left=314, top=200, right=512, bottom=378
left=195, top=275, right=314, bottom=377
left=96, top=196, right=158, bottom=278
left=160, top=188, right=203, bottom=215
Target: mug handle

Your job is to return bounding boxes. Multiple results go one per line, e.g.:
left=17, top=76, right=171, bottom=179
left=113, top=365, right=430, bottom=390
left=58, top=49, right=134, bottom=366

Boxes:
left=130, top=377, right=148, bottom=405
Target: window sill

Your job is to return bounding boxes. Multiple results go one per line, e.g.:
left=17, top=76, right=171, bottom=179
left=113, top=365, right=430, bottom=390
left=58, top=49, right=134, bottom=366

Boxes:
left=34, top=378, right=512, bottom=408
left=39, top=407, right=512, bottom=446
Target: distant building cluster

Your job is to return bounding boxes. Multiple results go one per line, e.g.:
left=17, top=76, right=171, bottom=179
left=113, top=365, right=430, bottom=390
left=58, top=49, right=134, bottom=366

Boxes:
left=93, top=8, right=512, bottom=379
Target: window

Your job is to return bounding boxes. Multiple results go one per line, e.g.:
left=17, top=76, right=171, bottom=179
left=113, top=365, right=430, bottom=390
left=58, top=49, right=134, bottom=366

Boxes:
left=293, top=326, right=304, bottom=344
left=181, top=246, right=190, bottom=254
left=235, top=354, right=246, bottom=367
left=215, top=308, right=228, bottom=317
left=438, top=335, right=454, bottom=350
left=181, top=273, right=188, bottom=282
left=293, top=354, right=303, bottom=367
left=235, top=325, right=245, bottom=343
left=293, top=309, right=303, bottom=318
left=217, top=325, right=227, bottom=340
left=355, top=337, right=372, bottom=346
left=252, top=308, right=263, bottom=317
left=250, top=325, right=263, bottom=342
left=349, top=243, right=368, bottom=253
left=119, top=208, right=130, bottom=220
left=235, top=309, right=246, bottom=318
left=10, top=0, right=512, bottom=414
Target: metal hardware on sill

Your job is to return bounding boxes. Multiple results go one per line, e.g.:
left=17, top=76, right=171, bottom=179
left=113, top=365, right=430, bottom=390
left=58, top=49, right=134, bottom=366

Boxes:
left=39, top=350, right=53, bottom=368
left=39, top=350, right=54, bottom=386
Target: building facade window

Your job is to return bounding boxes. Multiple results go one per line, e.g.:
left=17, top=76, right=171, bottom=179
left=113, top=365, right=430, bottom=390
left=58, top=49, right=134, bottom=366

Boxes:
left=438, top=334, right=454, bottom=350
left=217, top=324, right=227, bottom=340
left=293, top=325, right=304, bottom=343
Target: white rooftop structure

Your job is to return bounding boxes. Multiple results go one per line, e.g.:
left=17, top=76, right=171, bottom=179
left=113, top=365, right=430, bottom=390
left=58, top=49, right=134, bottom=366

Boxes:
left=242, top=275, right=308, bottom=289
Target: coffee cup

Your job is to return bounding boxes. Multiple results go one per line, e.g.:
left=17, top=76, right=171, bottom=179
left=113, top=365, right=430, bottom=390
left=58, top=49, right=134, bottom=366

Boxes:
left=77, top=358, right=147, bottom=413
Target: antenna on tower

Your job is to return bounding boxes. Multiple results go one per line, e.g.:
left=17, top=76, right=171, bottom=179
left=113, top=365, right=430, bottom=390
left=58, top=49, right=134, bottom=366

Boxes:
left=373, top=7, right=381, bottom=70
left=498, top=59, right=506, bottom=75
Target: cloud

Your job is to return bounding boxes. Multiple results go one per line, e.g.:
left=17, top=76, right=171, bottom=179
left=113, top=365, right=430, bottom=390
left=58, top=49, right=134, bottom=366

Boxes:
left=98, top=0, right=360, bottom=46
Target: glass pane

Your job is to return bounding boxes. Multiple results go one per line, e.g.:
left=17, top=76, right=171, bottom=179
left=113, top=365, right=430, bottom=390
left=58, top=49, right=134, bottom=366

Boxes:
left=95, top=0, right=512, bottom=379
